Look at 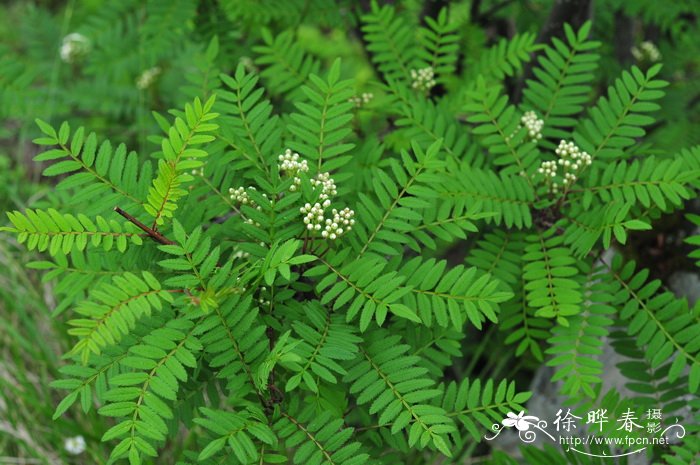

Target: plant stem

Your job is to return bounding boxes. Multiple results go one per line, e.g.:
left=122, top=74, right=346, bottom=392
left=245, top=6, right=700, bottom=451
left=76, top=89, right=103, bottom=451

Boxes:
left=114, top=206, right=176, bottom=245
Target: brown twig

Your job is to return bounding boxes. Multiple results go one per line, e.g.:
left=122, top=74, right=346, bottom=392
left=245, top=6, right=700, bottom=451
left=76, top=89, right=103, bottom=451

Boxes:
left=114, top=207, right=176, bottom=245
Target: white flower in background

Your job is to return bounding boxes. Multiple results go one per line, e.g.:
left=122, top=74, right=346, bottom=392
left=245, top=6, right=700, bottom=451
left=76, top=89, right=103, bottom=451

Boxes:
left=228, top=186, right=265, bottom=226
left=521, top=111, right=544, bottom=140
left=278, top=149, right=309, bottom=191
left=60, top=33, right=90, bottom=63
left=258, top=286, right=270, bottom=305
left=64, top=435, right=86, bottom=455
left=631, top=41, right=661, bottom=62
left=136, top=66, right=161, bottom=90
left=349, top=92, right=374, bottom=108
left=232, top=249, right=250, bottom=259
left=228, top=186, right=266, bottom=207
left=410, top=67, right=436, bottom=91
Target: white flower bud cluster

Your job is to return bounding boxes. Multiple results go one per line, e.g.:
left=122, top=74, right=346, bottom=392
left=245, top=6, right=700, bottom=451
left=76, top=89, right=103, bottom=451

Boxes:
left=349, top=92, right=374, bottom=108
left=64, top=435, right=86, bottom=455
left=536, top=140, right=593, bottom=194
left=276, top=151, right=355, bottom=242
left=258, top=286, right=270, bottom=306
left=229, top=186, right=254, bottom=205
left=555, top=140, right=592, bottom=168
left=278, top=149, right=309, bottom=191
left=632, top=41, right=661, bottom=62
left=310, top=172, right=337, bottom=203
left=521, top=111, right=544, bottom=140
left=505, top=111, right=544, bottom=144
left=234, top=276, right=247, bottom=294
left=538, top=160, right=557, bottom=178
left=301, top=203, right=325, bottom=231
left=60, top=33, right=90, bottom=63
left=321, top=208, right=355, bottom=240
left=228, top=186, right=265, bottom=226
left=300, top=203, right=355, bottom=241
left=411, top=67, right=436, bottom=91
left=563, top=172, right=577, bottom=185
left=233, top=249, right=250, bottom=259
left=136, top=66, right=161, bottom=90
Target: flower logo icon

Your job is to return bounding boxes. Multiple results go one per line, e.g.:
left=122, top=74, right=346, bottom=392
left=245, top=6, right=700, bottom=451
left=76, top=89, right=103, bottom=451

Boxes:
left=502, top=411, right=541, bottom=431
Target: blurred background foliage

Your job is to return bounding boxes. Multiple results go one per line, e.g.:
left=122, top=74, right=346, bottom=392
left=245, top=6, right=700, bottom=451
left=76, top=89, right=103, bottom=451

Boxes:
left=0, top=0, right=698, bottom=463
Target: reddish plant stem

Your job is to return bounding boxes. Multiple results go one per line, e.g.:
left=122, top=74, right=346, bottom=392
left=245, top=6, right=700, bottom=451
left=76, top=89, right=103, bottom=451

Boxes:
left=114, top=206, right=176, bottom=245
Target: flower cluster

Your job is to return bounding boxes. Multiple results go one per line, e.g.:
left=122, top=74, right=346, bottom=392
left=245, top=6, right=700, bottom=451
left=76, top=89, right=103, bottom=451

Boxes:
left=563, top=172, right=577, bottom=186
left=258, top=286, right=270, bottom=306
left=60, top=33, right=90, bottom=63
left=554, top=140, right=592, bottom=168
left=136, top=66, right=161, bottom=90
left=232, top=249, right=250, bottom=260
left=64, top=435, right=86, bottom=455
left=276, top=151, right=354, bottom=242
left=631, top=41, right=661, bottom=62
left=521, top=111, right=544, bottom=141
left=278, top=149, right=309, bottom=191
left=506, top=111, right=544, bottom=144
left=410, top=67, right=436, bottom=91
left=537, top=140, right=592, bottom=193
left=229, top=186, right=253, bottom=205
left=300, top=203, right=355, bottom=240
left=301, top=203, right=326, bottom=232
left=321, top=207, right=355, bottom=240
left=310, top=172, right=337, bottom=203
left=228, top=186, right=264, bottom=225
left=538, top=160, right=557, bottom=178
left=349, top=92, right=374, bottom=108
